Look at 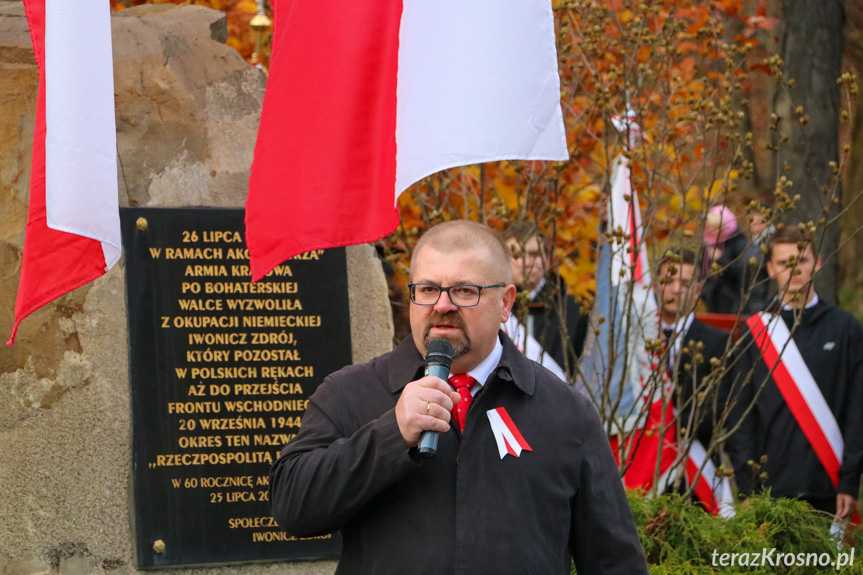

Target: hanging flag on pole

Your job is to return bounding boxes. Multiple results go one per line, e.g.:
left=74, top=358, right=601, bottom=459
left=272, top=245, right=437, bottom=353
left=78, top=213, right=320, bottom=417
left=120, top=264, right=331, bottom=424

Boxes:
left=8, top=0, right=121, bottom=345
left=579, top=150, right=658, bottom=431
left=245, top=0, right=569, bottom=282
left=579, top=112, right=734, bottom=516
left=686, top=438, right=736, bottom=518
left=579, top=141, right=673, bottom=490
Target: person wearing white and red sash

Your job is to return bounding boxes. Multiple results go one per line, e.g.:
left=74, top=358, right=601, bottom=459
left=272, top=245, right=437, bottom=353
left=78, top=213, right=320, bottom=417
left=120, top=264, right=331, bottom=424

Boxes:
left=270, top=222, right=647, bottom=574
left=656, top=250, right=729, bottom=454
left=501, top=314, right=567, bottom=381
left=726, top=227, right=863, bottom=520
left=503, top=222, right=589, bottom=377
left=656, top=250, right=734, bottom=516
left=579, top=148, right=673, bottom=498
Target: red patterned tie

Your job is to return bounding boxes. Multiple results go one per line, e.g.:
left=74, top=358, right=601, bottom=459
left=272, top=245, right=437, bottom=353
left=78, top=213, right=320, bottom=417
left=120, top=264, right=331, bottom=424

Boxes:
left=449, top=374, right=476, bottom=431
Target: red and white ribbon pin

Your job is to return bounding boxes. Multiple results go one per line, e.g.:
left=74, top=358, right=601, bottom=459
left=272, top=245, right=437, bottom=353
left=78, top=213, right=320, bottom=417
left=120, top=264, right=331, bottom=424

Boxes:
left=487, top=407, right=532, bottom=459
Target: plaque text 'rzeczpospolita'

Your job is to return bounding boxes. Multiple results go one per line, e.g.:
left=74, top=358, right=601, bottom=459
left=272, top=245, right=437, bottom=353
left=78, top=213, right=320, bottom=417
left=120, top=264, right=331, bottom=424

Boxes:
left=122, top=208, right=351, bottom=569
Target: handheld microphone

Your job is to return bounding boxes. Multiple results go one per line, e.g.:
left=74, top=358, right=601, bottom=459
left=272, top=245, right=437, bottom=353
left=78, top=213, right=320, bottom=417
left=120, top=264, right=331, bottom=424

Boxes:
left=417, top=338, right=453, bottom=458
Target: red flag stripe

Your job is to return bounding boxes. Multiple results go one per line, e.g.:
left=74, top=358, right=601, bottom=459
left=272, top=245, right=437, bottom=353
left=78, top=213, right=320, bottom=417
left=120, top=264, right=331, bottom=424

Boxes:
left=686, top=456, right=719, bottom=514
left=610, top=401, right=677, bottom=491
left=503, top=436, right=517, bottom=457
left=494, top=407, right=532, bottom=451
left=246, top=0, right=402, bottom=282
left=245, top=1, right=567, bottom=282
left=627, top=200, right=642, bottom=281
left=10, top=0, right=111, bottom=345
left=684, top=440, right=734, bottom=517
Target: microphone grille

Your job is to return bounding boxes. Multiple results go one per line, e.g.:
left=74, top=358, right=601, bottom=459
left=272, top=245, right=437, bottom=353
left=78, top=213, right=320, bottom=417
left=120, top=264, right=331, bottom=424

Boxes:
left=425, top=338, right=453, bottom=367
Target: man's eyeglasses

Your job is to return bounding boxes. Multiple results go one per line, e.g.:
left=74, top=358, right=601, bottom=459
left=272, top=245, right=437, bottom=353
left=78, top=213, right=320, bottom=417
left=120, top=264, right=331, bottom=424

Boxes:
left=408, top=283, right=506, bottom=307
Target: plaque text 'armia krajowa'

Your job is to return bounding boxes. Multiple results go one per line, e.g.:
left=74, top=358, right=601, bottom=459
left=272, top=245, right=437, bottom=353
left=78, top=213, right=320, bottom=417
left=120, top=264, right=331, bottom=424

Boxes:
left=122, top=208, right=350, bottom=569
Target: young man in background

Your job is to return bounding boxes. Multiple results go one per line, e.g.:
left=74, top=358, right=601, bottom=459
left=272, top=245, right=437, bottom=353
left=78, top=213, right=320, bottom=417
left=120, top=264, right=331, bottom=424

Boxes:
left=726, top=227, right=863, bottom=519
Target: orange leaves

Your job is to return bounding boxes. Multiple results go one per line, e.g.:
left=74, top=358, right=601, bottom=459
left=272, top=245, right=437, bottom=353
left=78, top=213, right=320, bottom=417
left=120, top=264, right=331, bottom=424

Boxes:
left=745, top=14, right=779, bottom=35
left=728, top=0, right=778, bottom=46
left=112, top=0, right=758, bottom=304
left=715, top=0, right=742, bottom=18
left=676, top=56, right=697, bottom=81
left=382, top=2, right=764, bottom=301
left=617, top=9, right=636, bottom=26
left=219, top=0, right=260, bottom=60
left=732, top=13, right=778, bottom=43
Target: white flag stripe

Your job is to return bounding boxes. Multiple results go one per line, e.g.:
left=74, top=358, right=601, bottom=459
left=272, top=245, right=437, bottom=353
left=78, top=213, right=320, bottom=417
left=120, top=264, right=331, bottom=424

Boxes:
left=608, top=156, right=652, bottom=287
left=759, top=313, right=844, bottom=460
left=395, top=0, right=568, bottom=198
left=487, top=410, right=511, bottom=458
left=688, top=440, right=735, bottom=518
left=608, top=156, right=629, bottom=286
left=45, top=0, right=121, bottom=269
left=609, top=155, right=659, bottom=411
left=656, top=464, right=678, bottom=495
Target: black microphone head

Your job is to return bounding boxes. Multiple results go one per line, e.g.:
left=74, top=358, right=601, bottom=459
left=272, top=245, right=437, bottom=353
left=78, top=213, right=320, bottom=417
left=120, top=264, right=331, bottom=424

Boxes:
left=425, top=338, right=453, bottom=369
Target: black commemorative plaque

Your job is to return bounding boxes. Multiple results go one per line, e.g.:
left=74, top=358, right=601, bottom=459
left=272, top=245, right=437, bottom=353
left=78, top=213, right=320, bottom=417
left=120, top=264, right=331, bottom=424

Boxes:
left=121, top=208, right=350, bottom=568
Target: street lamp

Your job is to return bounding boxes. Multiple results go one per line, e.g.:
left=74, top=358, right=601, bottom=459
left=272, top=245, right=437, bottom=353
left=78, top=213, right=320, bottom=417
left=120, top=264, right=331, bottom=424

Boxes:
left=250, top=0, right=272, bottom=70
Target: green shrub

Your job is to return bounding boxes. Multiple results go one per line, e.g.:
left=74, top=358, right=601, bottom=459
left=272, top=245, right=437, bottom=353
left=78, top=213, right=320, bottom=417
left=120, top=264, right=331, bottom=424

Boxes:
left=575, top=492, right=863, bottom=574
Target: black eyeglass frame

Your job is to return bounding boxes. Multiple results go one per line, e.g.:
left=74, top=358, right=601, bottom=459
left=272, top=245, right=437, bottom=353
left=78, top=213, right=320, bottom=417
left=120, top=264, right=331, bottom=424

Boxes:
left=407, top=282, right=506, bottom=307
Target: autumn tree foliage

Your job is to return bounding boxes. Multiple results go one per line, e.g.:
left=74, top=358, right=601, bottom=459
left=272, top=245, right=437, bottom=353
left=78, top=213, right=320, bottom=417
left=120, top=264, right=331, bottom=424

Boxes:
left=385, top=0, right=855, bottom=505
left=388, top=0, right=854, bottom=327
left=391, top=0, right=781, bottom=299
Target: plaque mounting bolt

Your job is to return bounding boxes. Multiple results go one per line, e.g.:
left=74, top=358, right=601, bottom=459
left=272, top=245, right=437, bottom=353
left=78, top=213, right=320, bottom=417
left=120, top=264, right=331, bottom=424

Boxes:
left=136, top=217, right=148, bottom=231
left=153, top=540, right=165, bottom=554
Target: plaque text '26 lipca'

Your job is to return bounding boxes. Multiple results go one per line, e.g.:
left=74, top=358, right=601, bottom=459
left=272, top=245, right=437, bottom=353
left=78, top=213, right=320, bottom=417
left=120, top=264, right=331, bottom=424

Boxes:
left=122, top=208, right=351, bottom=568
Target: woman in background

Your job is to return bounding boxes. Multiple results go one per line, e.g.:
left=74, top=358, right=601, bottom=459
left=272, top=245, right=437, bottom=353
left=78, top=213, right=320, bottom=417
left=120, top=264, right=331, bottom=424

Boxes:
left=701, top=205, right=748, bottom=315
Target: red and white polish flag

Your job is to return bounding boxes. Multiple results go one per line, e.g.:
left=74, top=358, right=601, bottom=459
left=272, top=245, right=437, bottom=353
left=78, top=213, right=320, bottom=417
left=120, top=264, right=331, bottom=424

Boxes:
left=9, top=0, right=120, bottom=345
left=685, top=439, right=735, bottom=518
left=245, top=0, right=568, bottom=282
left=487, top=407, right=533, bottom=459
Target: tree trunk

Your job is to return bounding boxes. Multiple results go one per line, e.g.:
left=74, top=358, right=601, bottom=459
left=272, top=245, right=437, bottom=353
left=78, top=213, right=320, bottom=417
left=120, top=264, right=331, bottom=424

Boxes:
left=839, top=0, right=863, bottom=316
left=774, top=0, right=845, bottom=302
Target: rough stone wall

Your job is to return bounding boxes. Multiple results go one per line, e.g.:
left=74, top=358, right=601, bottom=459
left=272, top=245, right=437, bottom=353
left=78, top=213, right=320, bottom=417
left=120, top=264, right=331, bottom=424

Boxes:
left=0, top=4, right=393, bottom=575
